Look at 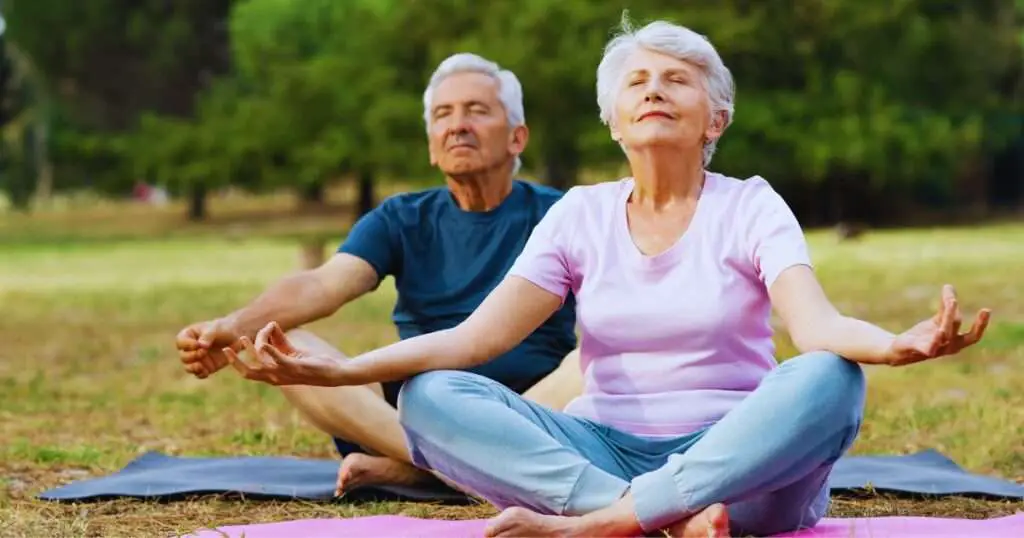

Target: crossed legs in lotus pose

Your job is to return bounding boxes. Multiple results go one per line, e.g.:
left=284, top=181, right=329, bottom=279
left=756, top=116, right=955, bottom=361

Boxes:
left=398, top=351, right=865, bottom=537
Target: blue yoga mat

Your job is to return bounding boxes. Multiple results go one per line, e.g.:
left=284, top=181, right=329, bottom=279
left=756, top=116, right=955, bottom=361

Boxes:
left=39, top=451, right=470, bottom=504
left=37, top=449, right=1024, bottom=503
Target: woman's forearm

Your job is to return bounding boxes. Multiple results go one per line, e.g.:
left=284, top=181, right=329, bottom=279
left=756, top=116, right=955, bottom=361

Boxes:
left=330, top=327, right=487, bottom=386
left=798, top=314, right=896, bottom=365
left=321, top=276, right=565, bottom=387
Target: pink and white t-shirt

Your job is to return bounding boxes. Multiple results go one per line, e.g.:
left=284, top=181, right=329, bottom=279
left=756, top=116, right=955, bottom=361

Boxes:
left=507, top=172, right=813, bottom=438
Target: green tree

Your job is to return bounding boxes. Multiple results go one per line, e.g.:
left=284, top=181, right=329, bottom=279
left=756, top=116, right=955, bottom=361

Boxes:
left=3, top=0, right=234, bottom=129
left=2, top=0, right=236, bottom=212
left=221, top=0, right=427, bottom=215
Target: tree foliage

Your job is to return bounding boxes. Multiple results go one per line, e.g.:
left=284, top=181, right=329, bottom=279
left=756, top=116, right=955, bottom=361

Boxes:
left=142, top=0, right=431, bottom=208
left=1, top=0, right=1020, bottom=221
left=3, top=0, right=233, bottom=128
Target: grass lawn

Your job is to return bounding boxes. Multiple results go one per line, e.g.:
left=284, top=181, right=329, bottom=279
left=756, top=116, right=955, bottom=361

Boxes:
left=1, top=214, right=1022, bottom=536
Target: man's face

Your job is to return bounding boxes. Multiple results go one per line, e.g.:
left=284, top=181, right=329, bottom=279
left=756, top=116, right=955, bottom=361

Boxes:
left=427, top=72, right=526, bottom=176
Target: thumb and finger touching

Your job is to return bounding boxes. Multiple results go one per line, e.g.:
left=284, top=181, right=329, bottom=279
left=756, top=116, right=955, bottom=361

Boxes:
left=906, top=286, right=992, bottom=361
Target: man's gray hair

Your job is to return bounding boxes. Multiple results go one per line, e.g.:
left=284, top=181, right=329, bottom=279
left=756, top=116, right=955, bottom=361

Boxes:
left=596, top=15, right=736, bottom=167
left=422, top=53, right=526, bottom=176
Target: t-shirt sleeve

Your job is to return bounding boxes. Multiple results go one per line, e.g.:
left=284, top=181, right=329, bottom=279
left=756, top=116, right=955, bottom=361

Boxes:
left=337, top=202, right=399, bottom=280
left=506, top=188, right=581, bottom=302
left=744, top=178, right=812, bottom=289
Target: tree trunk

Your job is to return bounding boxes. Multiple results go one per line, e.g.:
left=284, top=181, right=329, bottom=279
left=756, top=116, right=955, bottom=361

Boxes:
left=7, top=127, right=34, bottom=212
left=827, top=174, right=846, bottom=225
left=7, top=158, right=34, bottom=212
left=956, top=153, right=989, bottom=220
left=300, top=181, right=326, bottom=206
left=33, top=117, right=53, bottom=205
left=988, top=125, right=1024, bottom=211
left=356, top=169, right=375, bottom=217
left=188, top=184, right=208, bottom=221
left=299, top=239, right=326, bottom=269
left=543, top=142, right=580, bottom=192
left=0, top=38, right=10, bottom=125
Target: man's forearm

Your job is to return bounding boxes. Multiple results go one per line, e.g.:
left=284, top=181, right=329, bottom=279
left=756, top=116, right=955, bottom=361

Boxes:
left=798, top=314, right=896, bottom=365
left=222, top=272, right=338, bottom=340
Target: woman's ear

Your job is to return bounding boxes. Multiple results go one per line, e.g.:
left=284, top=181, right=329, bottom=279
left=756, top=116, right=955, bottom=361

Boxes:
left=705, top=110, right=728, bottom=140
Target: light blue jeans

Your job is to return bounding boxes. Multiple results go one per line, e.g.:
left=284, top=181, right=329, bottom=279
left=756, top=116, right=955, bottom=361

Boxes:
left=397, top=351, right=865, bottom=536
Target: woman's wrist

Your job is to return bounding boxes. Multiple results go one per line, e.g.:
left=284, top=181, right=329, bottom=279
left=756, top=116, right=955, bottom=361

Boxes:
left=873, top=335, right=899, bottom=365
left=819, top=316, right=898, bottom=365
left=325, top=358, right=356, bottom=386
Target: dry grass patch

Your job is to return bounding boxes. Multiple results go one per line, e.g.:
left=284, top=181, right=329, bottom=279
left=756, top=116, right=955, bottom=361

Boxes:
left=1, top=220, right=1022, bottom=537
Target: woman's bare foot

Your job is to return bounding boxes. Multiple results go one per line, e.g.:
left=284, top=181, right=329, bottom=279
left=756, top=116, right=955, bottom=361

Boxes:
left=483, top=503, right=729, bottom=538
left=334, top=453, right=434, bottom=496
left=664, top=503, right=730, bottom=538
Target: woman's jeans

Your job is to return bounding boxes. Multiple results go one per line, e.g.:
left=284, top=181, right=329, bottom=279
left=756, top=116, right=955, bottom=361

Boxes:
left=397, top=351, right=866, bottom=536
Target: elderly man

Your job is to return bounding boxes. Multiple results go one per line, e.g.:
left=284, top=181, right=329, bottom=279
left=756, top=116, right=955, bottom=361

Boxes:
left=175, top=52, right=581, bottom=495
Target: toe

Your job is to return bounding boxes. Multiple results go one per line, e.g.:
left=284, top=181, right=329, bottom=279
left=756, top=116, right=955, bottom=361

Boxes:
left=483, top=507, right=530, bottom=537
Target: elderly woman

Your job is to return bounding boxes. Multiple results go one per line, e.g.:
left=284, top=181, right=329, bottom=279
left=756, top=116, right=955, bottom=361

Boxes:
left=226, top=19, right=990, bottom=538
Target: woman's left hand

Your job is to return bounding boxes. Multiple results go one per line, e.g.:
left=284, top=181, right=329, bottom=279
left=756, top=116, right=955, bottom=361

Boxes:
left=223, top=321, right=345, bottom=386
left=886, top=285, right=991, bottom=366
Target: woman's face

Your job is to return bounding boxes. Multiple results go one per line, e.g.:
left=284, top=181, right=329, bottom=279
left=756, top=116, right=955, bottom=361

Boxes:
left=610, top=47, right=722, bottom=153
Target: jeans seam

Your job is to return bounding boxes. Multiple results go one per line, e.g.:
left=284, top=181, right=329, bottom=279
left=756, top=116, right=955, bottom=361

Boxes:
left=561, top=464, right=594, bottom=514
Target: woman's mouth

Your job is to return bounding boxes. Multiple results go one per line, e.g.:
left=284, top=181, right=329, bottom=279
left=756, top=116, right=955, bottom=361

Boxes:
left=638, top=111, right=674, bottom=122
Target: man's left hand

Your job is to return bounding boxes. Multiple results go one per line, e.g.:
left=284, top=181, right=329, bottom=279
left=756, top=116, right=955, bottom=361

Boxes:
left=224, top=322, right=345, bottom=386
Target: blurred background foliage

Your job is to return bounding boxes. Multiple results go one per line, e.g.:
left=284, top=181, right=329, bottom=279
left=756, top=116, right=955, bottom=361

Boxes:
left=0, top=0, right=1021, bottom=226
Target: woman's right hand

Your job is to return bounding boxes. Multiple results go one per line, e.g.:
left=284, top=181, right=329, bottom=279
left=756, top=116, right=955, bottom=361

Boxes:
left=223, top=322, right=351, bottom=387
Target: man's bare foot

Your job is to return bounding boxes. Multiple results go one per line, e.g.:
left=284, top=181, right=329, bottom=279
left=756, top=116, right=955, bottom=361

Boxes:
left=664, top=503, right=730, bottom=538
left=334, top=453, right=434, bottom=496
left=484, top=507, right=578, bottom=537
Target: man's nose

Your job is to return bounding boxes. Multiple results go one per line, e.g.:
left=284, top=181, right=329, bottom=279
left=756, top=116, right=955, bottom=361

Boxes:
left=450, top=110, right=472, bottom=130
left=446, top=118, right=474, bottom=138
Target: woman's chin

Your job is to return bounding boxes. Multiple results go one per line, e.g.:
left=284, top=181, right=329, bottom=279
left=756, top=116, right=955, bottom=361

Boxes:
left=625, top=135, right=692, bottom=151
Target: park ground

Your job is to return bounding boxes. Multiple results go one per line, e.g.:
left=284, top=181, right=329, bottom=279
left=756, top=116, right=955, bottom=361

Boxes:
left=0, top=192, right=1022, bottom=537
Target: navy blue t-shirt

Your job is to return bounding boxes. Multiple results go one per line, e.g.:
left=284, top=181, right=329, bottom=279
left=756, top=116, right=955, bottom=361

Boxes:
left=337, top=179, right=578, bottom=404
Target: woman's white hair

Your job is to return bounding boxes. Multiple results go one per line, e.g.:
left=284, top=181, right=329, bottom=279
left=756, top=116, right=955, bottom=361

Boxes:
left=422, top=53, right=526, bottom=176
left=596, top=15, right=736, bottom=167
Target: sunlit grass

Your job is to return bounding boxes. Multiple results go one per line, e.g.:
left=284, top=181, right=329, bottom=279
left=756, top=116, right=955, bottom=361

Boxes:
left=0, top=217, right=1021, bottom=537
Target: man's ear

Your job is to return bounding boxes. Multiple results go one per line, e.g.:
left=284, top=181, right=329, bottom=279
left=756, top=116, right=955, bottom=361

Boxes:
left=509, top=124, right=529, bottom=155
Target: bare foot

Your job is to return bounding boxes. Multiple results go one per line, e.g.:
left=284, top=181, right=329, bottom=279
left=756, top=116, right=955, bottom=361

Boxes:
left=484, top=507, right=578, bottom=537
left=481, top=501, right=729, bottom=538
left=334, top=453, right=434, bottom=496
left=664, top=503, right=730, bottom=538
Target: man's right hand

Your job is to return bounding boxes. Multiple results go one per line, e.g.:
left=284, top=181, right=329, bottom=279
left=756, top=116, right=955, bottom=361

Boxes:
left=176, top=319, right=242, bottom=379
left=174, top=253, right=381, bottom=379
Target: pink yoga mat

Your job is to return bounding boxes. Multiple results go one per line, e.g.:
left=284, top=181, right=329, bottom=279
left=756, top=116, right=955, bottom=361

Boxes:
left=185, top=512, right=1024, bottom=537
